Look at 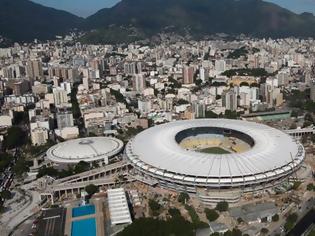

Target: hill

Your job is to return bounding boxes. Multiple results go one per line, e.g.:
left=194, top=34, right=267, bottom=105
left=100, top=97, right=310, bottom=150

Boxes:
left=2, top=0, right=315, bottom=44
left=0, top=0, right=82, bottom=42
left=83, top=0, right=315, bottom=41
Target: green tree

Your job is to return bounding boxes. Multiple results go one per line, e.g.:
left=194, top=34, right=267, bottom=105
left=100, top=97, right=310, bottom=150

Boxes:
left=0, top=190, right=11, bottom=200
left=272, top=214, right=279, bottom=222
left=292, top=181, right=301, bottom=190
left=177, top=99, right=189, bottom=105
left=307, top=183, right=314, bottom=191
left=149, top=199, right=161, bottom=216
left=37, top=166, right=59, bottom=178
left=70, top=82, right=82, bottom=119
left=178, top=192, right=190, bottom=204
left=215, top=201, right=229, bottom=212
left=5, top=126, right=27, bottom=149
left=117, top=217, right=194, bottom=236
left=85, top=184, right=98, bottom=195
left=13, top=157, right=29, bottom=177
left=284, top=213, right=298, bottom=232
left=195, top=79, right=202, bottom=86
left=0, top=153, right=12, bottom=172
left=74, top=161, right=90, bottom=174
left=205, top=110, right=219, bottom=118
left=261, top=228, right=269, bottom=235
left=204, top=208, right=219, bottom=222
left=240, top=82, right=249, bottom=87
left=210, top=233, right=220, bottom=236
left=168, top=208, right=181, bottom=218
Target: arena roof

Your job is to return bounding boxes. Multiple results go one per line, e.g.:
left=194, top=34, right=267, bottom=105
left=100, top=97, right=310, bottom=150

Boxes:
left=46, top=137, right=123, bottom=164
left=126, top=119, right=304, bottom=181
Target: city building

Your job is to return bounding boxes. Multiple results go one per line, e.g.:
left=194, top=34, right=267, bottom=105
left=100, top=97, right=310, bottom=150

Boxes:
left=31, top=127, right=49, bottom=146
left=107, top=188, right=132, bottom=225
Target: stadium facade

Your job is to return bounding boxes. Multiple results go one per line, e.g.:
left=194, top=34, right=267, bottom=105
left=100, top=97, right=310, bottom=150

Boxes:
left=125, top=119, right=305, bottom=196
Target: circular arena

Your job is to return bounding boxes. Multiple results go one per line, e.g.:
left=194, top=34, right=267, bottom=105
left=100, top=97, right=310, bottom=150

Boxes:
left=47, top=137, right=124, bottom=164
left=125, top=119, right=305, bottom=193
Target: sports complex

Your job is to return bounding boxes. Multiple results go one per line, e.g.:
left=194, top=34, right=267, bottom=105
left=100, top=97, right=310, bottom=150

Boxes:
left=46, top=137, right=124, bottom=164
left=125, top=119, right=305, bottom=193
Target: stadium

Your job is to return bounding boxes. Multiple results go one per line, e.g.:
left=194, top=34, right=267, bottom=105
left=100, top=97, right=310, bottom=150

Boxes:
left=46, top=137, right=124, bottom=164
left=125, top=119, right=305, bottom=194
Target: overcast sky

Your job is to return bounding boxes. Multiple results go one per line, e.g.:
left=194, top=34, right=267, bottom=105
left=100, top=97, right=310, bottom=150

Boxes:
left=31, top=0, right=315, bottom=18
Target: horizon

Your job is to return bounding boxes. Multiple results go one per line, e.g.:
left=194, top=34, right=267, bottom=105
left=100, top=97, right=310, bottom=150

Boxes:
left=31, top=0, right=315, bottom=18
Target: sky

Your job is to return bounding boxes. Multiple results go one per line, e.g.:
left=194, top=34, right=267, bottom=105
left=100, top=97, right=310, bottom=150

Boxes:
left=31, top=0, right=315, bottom=18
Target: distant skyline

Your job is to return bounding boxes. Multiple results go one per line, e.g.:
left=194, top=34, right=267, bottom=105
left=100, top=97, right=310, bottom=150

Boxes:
left=31, top=0, right=315, bottom=18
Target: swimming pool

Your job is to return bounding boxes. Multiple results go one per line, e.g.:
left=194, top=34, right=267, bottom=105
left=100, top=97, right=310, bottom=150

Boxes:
left=71, top=218, right=96, bottom=236
left=72, top=205, right=95, bottom=218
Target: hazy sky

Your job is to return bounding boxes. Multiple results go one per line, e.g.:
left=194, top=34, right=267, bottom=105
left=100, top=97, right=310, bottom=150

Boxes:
left=31, top=0, right=315, bottom=18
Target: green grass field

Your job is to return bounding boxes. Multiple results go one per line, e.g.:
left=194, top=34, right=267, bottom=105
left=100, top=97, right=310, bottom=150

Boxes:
left=198, top=147, right=231, bottom=154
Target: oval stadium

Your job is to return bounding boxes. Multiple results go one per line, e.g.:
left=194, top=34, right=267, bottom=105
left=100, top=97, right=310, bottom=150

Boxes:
left=125, top=119, right=305, bottom=195
left=47, top=137, right=124, bottom=164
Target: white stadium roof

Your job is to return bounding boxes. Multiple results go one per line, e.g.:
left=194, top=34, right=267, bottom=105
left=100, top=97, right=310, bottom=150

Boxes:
left=126, top=119, right=304, bottom=187
left=46, top=137, right=123, bottom=164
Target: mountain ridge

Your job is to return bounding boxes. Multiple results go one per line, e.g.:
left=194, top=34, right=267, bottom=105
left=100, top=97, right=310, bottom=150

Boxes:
left=84, top=0, right=315, bottom=38
left=0, top=0, right=82, bottom=42
left=1, top=0, right=315, bottom=44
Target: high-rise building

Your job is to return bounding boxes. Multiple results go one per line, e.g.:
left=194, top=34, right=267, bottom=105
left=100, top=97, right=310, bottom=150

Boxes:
left=31, top=127, right=48, bottom=146
left=53, top=88, right=68, bottom=107
left=199, top=67, right=209, bottom=82
left=311, top=80, right=315, bottom=102
left=57, top=111, right=74, bottom=129
left=26, top=60, right=43, bottom=80
left=192, top=101, right=206, bottom=118
left=138, top=99, right=152, bottom=114
left=222, top=90, right=237, bottom=111
left=124, top=62, right=136, bottom=75
left=132, top=74, right=146, bottom=92
left=182, top=66, right=194, bottom=84
left=215, top=59, right=226, bottom=73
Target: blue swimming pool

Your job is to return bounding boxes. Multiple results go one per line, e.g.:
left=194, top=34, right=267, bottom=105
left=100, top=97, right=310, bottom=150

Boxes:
left=71, top=218, right=96, bottom=236
left=72, top=205, right=95, bottom=218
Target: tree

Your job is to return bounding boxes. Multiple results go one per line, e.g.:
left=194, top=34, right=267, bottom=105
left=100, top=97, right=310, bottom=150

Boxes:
left=149, top=199, right=161, bottom=216
left=284, top=213, right=298, bottom=232
left=117, top=217, right=195, bottom=236
left=85, top=184, right=98, bottom=195
left=261, top=228, right=269, bottom=235
left=237, top=217, right=243, bottom=224
left=210, top=233, right=220, bottom=236
left=13, top=157, right=29, bottom=177
left=204, top=208, right=219, bottom=222
left=168, top=208, right=181, bottom=218
left=289, top=122, right=297, bottom=130
left=224, top=110, right=238, bottom=119
left=205, top=110, right=219, bottom=118
left=178, top=192, right=190, bottom=204
left=272, top=214, right=279, bottom=222
left=37, top=166, right=59, bottom=178
left=0, top=190, right=11, bottom=200
left=195, top=79, right=202, bottom=86
left=74, top=161, right=90, bottom=174
left=292, top=181, right=301, bottom=190
left=215, top=201, right=229, bottom=212
left=307, top=183, right=315, bottom=191
left=223, top=228, right=242, bottom=236
left=5, top=126, right=27, bottom=149
left=184, top=204, right=208, bottom=229
left=0, top=153, right=12, bottom=172
left=71, top=83, right=82, bottom=119
left=240, top=82, right=249, bottom=87
left=177, top=99, right=189, bottom=105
